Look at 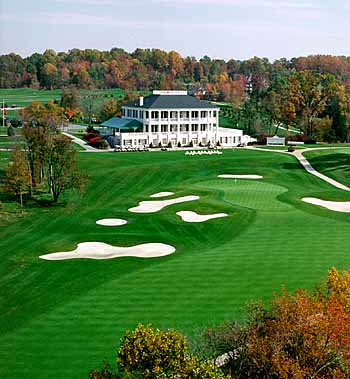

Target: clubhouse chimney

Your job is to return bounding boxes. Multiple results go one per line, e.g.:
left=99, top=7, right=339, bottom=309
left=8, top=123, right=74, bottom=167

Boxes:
left=139, top=96, right=144, bottom=107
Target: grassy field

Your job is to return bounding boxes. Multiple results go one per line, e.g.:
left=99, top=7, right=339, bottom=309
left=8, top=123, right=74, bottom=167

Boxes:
left=1, top=148, right=350, bottom=378
left=0, top=88, right=126, bottom=108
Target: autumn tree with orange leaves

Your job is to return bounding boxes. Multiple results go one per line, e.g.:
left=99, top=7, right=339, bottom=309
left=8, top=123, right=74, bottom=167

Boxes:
left=196, top=267, right=350, bottom=379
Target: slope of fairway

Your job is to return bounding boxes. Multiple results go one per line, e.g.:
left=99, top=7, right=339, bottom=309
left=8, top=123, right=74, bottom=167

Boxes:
left=1, top=149, right=350, bottom=379
left=304, top=148, right=350, bottom=188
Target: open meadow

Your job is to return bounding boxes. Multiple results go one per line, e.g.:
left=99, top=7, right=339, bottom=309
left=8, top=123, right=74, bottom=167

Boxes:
left=0, top=88, right=125, bottom=108
left=0, top=147, right=350, bottom=378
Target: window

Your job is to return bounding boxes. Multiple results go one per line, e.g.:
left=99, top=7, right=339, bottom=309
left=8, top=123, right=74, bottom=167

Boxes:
left=170, top=124, right=177, bottom=132
left=151, top=111, right=159, bottom=119
left=200, top=124, right=207, bottom=131
left=122, top=108, right=126, bottom=116
left=145, top=111, right=149, bottom=119
left=144, top=125, right=149, bottom=133
left=161, top=125, right=167, bottom=132
left=180, top=111, right=189, bottom=120
left=133, top=109, right=138, bottom=118
left=162, top=138, right=167, bottom=145
left=191, top=111, right=199, bottom=119
left=180, top=124, right=189, bottom=132
left=200, top=111, right=207, bottom=118
left=182, top=138, right=187, bottom=145
left=213, top=111, right=217, bottom=117
left=139, top=111, right=144, bottom=119
left=161, top=111, right=168, bottom=119
left=127, top=109, right=132, bottom=117
left=192, top=124, right=198, bottom=132
left=151, top=125, right=158, bottom=133
left=213, top=123, right=217, bottom=128
left=170, top=111, right=178, bottom=120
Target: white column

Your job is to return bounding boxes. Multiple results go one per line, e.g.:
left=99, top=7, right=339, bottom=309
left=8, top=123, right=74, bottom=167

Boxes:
left=176, top=111, right=180, bottom=145
left=188, top=109, right=192, bottom=144
left=158, top=111, right=161, bottom=145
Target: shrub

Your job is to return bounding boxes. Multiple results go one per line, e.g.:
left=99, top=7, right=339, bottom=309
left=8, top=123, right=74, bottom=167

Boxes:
left=7, top=125, right=16, bottom=137
left=90, top=324, right=227, bottom=379
left=10, top=117, right=22, bottom=128
left=287, top=146, right=295, bottom=152
left=189, top=140, right=194, bottom=147
left=149, top=142, right=153, bottom=148
left=167, top=141, right=172, bottom=148
left=304, top=136, right=317, bottom=144
left=177, top=141, right=181, bottom=148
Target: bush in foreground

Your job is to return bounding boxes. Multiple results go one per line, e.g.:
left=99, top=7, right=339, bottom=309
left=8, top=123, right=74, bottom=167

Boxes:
left=89, top=324, right=226, bottom=379
left=89, top=268, right=350, bottom=378
left=195, top=267, right=350, bottom=378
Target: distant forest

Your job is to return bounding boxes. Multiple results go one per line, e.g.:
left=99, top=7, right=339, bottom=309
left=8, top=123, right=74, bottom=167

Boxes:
left=1, top=48, right=350, bottom=142
left=1, top=48, right=350, bottom=97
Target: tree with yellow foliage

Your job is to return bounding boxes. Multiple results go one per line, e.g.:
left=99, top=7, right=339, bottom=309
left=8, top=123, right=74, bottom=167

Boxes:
left=4, top=145, right=31, bottom=208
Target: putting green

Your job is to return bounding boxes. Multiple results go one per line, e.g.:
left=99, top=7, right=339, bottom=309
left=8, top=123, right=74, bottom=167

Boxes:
left=197, top=179, right=292, bottom=211
left=1, top=149, right=349, bottom=379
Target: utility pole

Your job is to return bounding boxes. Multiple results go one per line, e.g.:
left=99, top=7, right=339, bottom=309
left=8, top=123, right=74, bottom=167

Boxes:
left=2, top=99, right=4, bottom=128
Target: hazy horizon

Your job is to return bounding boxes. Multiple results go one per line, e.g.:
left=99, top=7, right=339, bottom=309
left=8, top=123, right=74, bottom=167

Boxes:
left=1, top=0, right=350, bottom=61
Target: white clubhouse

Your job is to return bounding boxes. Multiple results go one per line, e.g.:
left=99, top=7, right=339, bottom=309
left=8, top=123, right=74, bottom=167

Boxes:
left=102, top=90, right=252, bottom=148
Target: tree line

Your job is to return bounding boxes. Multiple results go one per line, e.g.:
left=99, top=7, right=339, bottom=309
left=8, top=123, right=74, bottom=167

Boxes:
left=1, top=48, right=350, bottom=141
left=4, top=102, right=86, bottom=206
left=89, top=267, right=350, bottom=379
left=1, top=48, right=350, bottom=93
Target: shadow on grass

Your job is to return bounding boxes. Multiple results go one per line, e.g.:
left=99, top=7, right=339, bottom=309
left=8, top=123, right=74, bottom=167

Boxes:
left=282, top=162, right=303, bottom=170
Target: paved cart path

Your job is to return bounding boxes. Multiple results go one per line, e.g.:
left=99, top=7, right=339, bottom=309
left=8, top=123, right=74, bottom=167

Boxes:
left=246, top=146, right=350, bottom=192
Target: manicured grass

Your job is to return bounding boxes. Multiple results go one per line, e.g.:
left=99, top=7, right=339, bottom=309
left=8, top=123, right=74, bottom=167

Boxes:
left=0, top=88, right=126, bottom=107
left=304, top=148, right=350, bottom=187
left=1, top=148, right=350, bottom=378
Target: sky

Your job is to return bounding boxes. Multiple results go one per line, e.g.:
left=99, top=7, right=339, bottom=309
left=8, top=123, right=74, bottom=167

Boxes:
left=0, top=0, right=349, bottom=61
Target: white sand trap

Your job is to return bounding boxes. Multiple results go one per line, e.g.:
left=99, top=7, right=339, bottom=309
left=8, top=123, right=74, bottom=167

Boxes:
left=177, top=211, right=228, bottom=223
left=96, top=218, right=127, bottom=226
left=302, top=198, right=350, bottom=213
left=218, top=174, right=263, bottom=179
left=39, top=242, right=175, bottom=261
left=129, top=195, right=200, bottom=213
left=150, top=192, right=175, bottom=198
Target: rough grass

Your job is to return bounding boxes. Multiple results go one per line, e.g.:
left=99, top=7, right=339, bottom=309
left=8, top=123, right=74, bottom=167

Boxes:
left=304, top=148, right=350, bottom=187
left=0, top=149, right=349, bottom=379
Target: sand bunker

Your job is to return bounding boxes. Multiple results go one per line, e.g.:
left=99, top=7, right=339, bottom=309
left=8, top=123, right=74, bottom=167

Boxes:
left=129, top=195, right=200, bottom=213
left=39, top=242, right=175, bottom=260
left=177, top=211, right=228, bottom=223
left=96, top=218, right=127, bottom=226
left=302, top=198, right=350, bottom=213
left=150, top=192, right=175, bottom=198
left=218, top=174, right=263, bottom=179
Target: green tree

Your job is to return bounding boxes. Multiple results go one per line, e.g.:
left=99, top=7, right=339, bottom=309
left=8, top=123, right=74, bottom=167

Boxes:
left=4, top=145, right=31, bottom=207
left=99, top=98, right=120, bottom=122
left=294, top=71, right=340, bottom=137
left=47, top=135, right=86, bottom=203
